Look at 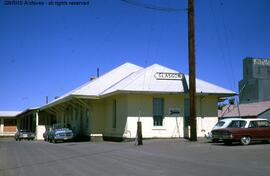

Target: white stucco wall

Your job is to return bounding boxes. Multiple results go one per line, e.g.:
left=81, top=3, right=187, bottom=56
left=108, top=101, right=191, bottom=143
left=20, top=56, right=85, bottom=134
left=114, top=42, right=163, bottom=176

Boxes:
left=0, top=118, right=3, bottom=133
left=36, top=125, right=46, bottom=140
left=124, top=116, right=184, bottom=138
left=121, top=94, right=219, bottom=139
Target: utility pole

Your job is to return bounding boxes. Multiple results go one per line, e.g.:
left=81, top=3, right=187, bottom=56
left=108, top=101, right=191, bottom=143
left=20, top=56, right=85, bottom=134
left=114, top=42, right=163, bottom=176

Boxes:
left=188, top=0, right=197, bottom=141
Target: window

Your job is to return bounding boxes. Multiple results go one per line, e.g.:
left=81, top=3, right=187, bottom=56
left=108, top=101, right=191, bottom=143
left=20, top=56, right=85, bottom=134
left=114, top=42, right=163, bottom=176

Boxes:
left=228, top=120, right=246, bottom=128
left=248, top=121, right=257, bottom=128
left=112, top=100, right=116, bottom=128
left=214, top=121, right=225, bottom=128
left=153, top=98, right=164, bottom=126
left=257, top=121, right=270, bottom=128
left=246, top=68, right=249, bottom=75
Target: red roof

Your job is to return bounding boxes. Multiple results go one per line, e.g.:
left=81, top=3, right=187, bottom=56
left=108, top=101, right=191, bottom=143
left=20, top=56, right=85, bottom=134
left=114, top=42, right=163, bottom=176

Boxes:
left=219, top=101, right=270, bottom=118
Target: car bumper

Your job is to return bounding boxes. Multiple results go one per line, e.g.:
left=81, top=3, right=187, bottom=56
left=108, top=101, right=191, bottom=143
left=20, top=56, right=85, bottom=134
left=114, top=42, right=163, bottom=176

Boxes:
left=54, top=136, right=74, bottom=141
left=18, top=136, right=35, bottom=139
left=212, top=134, right=232, bottom=140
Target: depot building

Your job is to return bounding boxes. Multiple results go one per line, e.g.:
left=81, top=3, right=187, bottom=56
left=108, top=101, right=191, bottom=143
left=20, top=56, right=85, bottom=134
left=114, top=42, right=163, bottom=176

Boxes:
left=0, top=111, right=21, bottom=137
left=17, top=63, right=235, bottom=141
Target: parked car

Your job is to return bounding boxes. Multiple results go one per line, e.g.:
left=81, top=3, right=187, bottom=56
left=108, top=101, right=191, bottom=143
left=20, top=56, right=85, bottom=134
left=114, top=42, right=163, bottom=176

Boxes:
left=15, top=129, right=35, bottom=141
left=47, top=128, right=74, bottom=143
left=43, top=128, right=52, bottom=142
left=211, top=118, right=270, bottom=145
left=205, top=118, right=242, bottom=142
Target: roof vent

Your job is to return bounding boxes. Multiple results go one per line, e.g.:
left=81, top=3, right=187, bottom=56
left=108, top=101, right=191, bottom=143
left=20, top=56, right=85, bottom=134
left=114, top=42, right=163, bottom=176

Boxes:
left=90, top=76, right=96, bottom=81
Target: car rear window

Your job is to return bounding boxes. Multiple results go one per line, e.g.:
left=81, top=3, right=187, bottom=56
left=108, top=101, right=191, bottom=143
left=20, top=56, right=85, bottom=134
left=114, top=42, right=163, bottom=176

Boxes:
left=228, top=120, right=246, bottom=128
left=214, top=121, right=225, bottom=127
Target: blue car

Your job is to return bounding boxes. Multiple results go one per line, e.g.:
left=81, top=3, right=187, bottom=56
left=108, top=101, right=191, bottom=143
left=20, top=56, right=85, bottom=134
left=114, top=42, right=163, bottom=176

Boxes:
left=47, top=128, right=74, bottom=143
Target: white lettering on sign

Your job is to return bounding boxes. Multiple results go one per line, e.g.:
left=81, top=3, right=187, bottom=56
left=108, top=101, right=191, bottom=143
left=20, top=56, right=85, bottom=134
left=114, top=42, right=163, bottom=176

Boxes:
left=155, top=72, right=183, bottom=80
left=253, top=59, right=270, bottom=66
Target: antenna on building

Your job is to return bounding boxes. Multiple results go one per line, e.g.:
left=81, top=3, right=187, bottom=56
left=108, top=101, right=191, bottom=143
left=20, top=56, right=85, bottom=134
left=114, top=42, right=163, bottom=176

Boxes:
left=46, top=96, right=49, bottom=104
left=97, top=67, right=100, bottom=78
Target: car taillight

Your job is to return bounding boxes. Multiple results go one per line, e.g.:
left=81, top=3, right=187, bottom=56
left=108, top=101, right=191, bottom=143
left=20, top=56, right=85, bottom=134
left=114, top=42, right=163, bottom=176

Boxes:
left=229, top=133, right=233, bottom=139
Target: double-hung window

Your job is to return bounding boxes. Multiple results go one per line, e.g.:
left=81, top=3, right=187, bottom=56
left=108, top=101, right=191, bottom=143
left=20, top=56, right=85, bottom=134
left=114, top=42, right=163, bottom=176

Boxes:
left=153, top=98, right=164, bottom=126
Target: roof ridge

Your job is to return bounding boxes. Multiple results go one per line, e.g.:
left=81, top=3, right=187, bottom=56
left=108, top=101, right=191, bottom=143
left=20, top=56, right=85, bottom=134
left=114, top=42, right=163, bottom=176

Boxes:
left=70, top=62, right=142, bottom=95
left=98, top=67, right=144, bottom=95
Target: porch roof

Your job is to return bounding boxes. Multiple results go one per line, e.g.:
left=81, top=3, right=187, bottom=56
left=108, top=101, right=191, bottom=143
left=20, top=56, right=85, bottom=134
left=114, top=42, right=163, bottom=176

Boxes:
left=0, top=111, right=22, bottom=117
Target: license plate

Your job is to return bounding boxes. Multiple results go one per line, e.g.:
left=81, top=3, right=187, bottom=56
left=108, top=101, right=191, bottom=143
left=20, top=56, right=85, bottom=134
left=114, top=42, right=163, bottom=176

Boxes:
left=23, top=134, right=27, bottom=137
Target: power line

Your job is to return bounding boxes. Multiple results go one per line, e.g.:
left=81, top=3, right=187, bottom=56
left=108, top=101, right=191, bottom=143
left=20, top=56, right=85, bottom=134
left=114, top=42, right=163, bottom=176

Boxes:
left=209, top=0, right=236, bottom=92
left=120, top=0, right=187, bottom=12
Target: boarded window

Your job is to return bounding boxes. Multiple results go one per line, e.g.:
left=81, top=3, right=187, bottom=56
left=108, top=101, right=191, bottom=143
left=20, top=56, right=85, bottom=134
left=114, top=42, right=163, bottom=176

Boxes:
left=3, top=119, right=17, bottom=132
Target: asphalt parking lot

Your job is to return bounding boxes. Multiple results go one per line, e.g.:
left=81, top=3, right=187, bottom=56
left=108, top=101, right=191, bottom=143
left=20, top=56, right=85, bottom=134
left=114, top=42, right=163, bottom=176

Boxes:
left=0, top=138, right=269, bottom=176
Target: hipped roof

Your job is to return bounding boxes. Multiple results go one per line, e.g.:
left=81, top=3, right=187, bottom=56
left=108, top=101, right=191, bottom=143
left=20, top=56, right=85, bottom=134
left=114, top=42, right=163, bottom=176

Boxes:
left=41, top=62, right=236, bottom=110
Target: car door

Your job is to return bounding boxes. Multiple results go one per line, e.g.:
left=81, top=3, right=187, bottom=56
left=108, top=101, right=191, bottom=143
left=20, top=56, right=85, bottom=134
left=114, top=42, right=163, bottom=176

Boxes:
left=247, top=121, right=261, bottom=139
left=257, top=120, right=270, bottom=139
left=248, top=120, right=270, bottom=139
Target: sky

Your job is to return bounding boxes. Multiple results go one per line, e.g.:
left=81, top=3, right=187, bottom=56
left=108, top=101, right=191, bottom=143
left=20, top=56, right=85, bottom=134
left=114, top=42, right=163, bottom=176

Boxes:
left=0, top=0, right=269, bottom=111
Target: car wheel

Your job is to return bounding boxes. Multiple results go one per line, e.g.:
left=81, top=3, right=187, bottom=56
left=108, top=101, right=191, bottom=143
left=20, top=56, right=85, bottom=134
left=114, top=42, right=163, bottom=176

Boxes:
left=240, top=136, right=251, bottom=145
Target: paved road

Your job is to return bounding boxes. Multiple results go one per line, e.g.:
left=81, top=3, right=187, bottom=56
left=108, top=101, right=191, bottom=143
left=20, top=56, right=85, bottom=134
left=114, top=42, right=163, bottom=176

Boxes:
left=0, top=138, right=270, bottom=176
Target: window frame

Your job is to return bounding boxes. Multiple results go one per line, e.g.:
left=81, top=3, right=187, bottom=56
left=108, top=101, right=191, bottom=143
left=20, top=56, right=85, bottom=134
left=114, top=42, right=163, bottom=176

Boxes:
left=153, top=98, right=164, bottom=126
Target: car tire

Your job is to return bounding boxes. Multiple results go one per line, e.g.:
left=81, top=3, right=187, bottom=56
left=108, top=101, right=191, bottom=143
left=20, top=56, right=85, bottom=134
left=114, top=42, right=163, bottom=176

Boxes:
left=240, top=136, right=251, bottom=145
